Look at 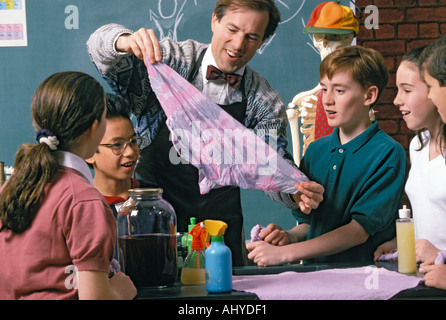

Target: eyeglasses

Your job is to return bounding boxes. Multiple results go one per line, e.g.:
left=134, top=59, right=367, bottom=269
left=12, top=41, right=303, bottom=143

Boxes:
left=99, top=137, right=143, bottom=155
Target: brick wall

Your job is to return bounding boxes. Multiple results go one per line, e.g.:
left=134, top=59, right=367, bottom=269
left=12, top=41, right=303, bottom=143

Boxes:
left=355, top=0, right=446, bottom=155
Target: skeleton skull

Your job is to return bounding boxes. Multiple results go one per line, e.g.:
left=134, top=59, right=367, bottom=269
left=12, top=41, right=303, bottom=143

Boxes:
left=313, top=33, right=355, bottom=60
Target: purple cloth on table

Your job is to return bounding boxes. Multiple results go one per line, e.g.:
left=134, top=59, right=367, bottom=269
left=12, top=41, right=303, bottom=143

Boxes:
left=379, top=250, right=446, bottom=264
left=250, top=224, right=266, bottom=242
left=435, top=251, right=446, bottom=265
left=232, top=266, right=421, bottom=300
left=377, top=250, right=398, bottom=261
left=109, top=258, right=121, bottom=276
left=146, top=61, right=309, bottom=195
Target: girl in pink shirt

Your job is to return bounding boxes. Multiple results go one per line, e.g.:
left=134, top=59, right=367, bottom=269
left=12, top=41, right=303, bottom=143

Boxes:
left=0, top=72, right=136, bottom=300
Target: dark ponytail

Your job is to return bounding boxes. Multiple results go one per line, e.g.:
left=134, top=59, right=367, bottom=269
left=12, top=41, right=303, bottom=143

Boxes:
left=0, top=72, right=105, bottom=233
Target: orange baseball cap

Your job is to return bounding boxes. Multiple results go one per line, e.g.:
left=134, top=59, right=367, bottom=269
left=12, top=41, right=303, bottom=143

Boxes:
left=303, top=1, right=359, bottom=35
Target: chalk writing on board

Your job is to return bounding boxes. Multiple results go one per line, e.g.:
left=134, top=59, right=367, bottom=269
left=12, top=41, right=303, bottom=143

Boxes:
left=149, top=0, right=189, bottom=41
left=149, top=0, right=307, bottom=55
left=302, top=17, right=319, bottom=55
left=258, top=0, right=306, bottom=54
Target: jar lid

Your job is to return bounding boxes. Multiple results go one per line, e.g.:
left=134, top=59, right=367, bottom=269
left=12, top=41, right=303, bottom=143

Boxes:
left=128, top=188, right=163, bottom=195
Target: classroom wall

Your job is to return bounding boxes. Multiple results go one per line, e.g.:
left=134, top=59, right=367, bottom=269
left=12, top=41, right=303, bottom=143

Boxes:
left=355, top=0, right=446, bottom=157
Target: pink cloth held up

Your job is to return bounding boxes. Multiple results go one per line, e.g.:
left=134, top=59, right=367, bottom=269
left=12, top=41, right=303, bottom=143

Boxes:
left=146, top=61, right=308, bottom=195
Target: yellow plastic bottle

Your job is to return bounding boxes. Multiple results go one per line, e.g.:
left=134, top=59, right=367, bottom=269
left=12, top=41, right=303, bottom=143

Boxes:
left=396, top=205, right=417, bottom=274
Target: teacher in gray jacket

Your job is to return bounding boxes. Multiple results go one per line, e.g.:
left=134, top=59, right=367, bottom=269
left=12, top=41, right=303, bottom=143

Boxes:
left=87, top=0, right=323, bottom=266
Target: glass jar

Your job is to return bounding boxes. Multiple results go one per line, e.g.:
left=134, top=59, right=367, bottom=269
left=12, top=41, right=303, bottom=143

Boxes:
left=117, top=188, right=177, bottom=288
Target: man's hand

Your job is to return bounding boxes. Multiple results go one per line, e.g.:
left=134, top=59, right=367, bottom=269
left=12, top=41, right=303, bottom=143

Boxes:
left=292, top=181, right=324, bottom=214
left=115, top=28, right=162, bottom=64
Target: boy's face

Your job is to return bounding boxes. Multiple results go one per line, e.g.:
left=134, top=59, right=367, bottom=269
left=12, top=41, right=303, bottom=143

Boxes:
left=210, top=7, right=267, bottom=74
left=424, top=71, right=446, bottom=123
left=320, top=70, right=375, bottom=136
left=90, top=117, right=139, bottom=184
left=394, top=61, right=438, bottom=132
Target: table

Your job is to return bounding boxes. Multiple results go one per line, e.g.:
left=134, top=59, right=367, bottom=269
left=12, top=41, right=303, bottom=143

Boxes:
left=135, top=261, right=446, bottom=300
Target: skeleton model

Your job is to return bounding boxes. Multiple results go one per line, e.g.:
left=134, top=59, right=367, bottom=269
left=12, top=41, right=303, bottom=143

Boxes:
left=287, top=1, right=360, bottom=165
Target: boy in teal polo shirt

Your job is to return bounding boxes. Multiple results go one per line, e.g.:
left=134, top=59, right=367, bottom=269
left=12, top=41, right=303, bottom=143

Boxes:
left=247, top=46, right=406, bottom=265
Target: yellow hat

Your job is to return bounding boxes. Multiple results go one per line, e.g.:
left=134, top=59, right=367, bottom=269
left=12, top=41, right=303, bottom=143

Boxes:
left=303, top=1, right=359, bottom=35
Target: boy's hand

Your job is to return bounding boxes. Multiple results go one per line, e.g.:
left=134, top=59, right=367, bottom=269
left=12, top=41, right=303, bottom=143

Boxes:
left=246, top=241, right=291, bottom=267
left=292, top=181, right=324, bottom=214
left=258, top=224, right=290, bottom=246
left=373, top=238, right=397, bottom=261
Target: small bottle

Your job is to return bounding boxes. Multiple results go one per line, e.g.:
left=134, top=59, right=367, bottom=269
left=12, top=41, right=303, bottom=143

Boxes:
left=396, top=205, right=417, bottom=273
left=184, top=217, right=196, bottom=253
left=181, top=223, right=206, bottom=285
left=204, top=220, right=232, bottom=293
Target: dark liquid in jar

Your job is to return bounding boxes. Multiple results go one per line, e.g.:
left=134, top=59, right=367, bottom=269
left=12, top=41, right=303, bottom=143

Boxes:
left=118, top=234, right=177, bottom=287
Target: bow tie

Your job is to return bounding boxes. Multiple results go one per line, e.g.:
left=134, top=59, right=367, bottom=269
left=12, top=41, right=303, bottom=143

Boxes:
left=206, top=65, right=242, bottom=89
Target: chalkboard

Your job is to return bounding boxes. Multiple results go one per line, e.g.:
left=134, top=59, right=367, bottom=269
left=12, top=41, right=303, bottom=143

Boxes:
left=0, top=0, right=354, bottom=235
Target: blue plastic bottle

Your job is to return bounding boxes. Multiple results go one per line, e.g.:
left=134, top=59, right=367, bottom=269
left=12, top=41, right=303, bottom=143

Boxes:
left=205, top=235, right=232, bottom=293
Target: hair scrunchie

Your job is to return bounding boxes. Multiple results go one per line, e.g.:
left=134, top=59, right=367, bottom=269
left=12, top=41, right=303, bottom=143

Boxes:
left=36, top=129, right=60, bottom=151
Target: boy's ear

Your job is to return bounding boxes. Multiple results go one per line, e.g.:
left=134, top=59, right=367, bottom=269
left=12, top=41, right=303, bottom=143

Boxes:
left=364, top=85, right=379, bottom=107
left=85, top=156, right=95, bottom=165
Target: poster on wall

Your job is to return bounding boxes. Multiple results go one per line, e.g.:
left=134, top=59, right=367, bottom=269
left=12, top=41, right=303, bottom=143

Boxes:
left=0, top=0, right=27, bottom=47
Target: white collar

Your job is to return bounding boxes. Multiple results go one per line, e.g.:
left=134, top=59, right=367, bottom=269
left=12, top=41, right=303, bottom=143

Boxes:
left=56, top=151, right=94, bottom=185
left=201, top=44, right=245, bottom=85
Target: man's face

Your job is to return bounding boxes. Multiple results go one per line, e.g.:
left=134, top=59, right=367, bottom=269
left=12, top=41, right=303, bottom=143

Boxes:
left=210, top=7, right=268, bottom=74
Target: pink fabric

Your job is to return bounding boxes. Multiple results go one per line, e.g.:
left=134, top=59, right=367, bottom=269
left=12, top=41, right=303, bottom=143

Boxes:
left=377, top=249, right=398, bottom=261
left=0, top=167, right=116, bottom=300
left=146, top=62, right=308, bottom=195
left=250, top=224, right=266, bottom=242
left=232, top=267, right=421, bottom=300
left=435, top=251, right=446, bottom=265
left=379, top=250, right=446, bottom=264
